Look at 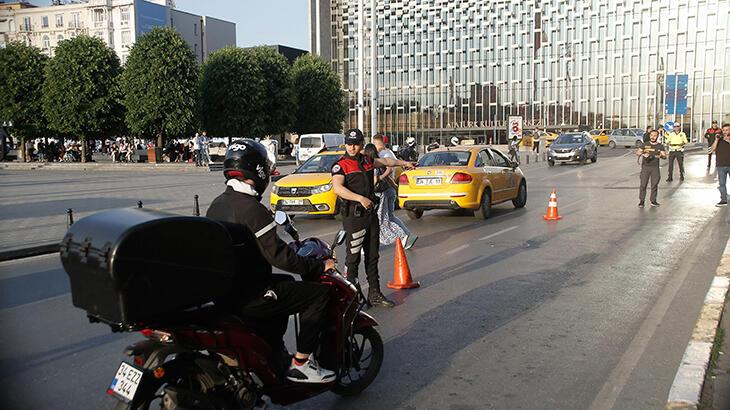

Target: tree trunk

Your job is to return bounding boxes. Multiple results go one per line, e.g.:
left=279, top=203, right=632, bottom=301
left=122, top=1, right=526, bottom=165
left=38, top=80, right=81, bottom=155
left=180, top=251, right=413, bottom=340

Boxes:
left=81, top=139, right=87, bottom=163
left=20, top=137, right=26, bottom=162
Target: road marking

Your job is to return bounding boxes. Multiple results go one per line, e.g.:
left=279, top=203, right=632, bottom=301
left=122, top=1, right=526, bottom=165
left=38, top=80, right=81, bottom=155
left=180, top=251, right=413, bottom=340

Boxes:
left=445, top=244, right=470, bottom=255
left=478, top=225, right=519, bottom=241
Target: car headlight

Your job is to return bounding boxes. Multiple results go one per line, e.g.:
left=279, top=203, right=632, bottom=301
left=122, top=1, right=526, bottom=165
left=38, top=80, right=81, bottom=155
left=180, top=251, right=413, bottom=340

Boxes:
left=272, top=184, right=279, bottom=195
left=310, top=183, right=333, bottom=195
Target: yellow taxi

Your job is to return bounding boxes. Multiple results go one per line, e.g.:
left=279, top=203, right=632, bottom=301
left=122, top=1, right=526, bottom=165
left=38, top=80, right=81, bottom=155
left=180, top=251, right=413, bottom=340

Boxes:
left=589, top=129, right=611, bottom=146
left=270, top=151, right=343, bottom=216
left=539, top=131, right=560, bottom=147
left=397, top=145, right=527, bottom=220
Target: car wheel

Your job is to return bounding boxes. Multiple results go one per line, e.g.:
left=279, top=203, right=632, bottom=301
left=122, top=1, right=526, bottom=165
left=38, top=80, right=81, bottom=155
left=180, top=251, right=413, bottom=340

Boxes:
left=512, top=182, right=527, bottom=208
left=475, top=190, right=491, bottom=220
left=608, top=140, right=616, bottom=149
left=548, top=160, right=555, bottom=167
left=406, top=209, right=423, bottom=220
left=580, top=151, right=587, bottom=165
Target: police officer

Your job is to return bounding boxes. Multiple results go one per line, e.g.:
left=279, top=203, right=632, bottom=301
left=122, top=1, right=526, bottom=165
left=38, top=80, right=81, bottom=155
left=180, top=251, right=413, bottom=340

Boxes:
left=665, top=123, right=688, bottom=182
left=332, top=129, right=416, bottom=308
left=206, top=139, right=337, bottom=383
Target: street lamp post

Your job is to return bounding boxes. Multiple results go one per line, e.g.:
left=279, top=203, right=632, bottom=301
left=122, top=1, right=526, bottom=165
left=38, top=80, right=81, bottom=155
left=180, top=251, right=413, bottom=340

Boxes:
left=357, top=0, right=365, bottom=132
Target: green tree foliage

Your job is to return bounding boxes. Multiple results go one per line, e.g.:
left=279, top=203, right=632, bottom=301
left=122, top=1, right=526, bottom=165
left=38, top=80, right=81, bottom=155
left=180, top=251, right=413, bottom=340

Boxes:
left=43, top=35, right=124, bottom=161
left=290, top=54, right=346, bottom=134
left=199, top=46, right=263, bottom=137
left=120, top=27, right=198, bottom=147
left=0, top=42, right=49, bottom=143
left=249, top=47, right=295, bottom=136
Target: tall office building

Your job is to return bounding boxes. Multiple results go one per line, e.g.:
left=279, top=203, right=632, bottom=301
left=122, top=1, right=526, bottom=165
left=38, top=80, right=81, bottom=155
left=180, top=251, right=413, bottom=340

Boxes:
left=0, top=0, right=235, bottom=64
left=311, top=0, right=730, bottom=144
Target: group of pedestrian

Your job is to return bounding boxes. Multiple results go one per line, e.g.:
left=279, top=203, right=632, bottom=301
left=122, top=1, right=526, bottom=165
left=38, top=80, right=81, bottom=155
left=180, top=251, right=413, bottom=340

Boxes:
left=637, top=121, right=730, bottom=208
left=163, top=131, right=210, bottom=165
left=23, top=138, right=83, bottom=162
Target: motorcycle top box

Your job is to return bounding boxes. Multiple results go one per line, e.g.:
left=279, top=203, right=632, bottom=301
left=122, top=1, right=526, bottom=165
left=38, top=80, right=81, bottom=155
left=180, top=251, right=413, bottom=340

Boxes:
left=60, top=208, right=235, bottom=330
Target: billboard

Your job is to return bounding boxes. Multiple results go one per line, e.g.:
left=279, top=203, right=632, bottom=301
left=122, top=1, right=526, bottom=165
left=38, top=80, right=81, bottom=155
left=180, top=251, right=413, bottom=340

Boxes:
left=135, top=0, right=168, bottom=37
left=508, top=116, right=523, bottom=141
left=665, top=74, right=689, bottom=115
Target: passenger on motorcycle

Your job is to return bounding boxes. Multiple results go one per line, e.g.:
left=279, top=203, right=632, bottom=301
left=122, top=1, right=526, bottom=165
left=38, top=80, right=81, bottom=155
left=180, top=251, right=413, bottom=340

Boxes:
left=206, top=139, right=338, bottom=384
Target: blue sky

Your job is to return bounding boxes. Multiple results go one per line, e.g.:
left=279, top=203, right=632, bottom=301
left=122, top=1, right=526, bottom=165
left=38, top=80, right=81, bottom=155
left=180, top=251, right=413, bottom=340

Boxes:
left=29, top=0, right=310, bottom=50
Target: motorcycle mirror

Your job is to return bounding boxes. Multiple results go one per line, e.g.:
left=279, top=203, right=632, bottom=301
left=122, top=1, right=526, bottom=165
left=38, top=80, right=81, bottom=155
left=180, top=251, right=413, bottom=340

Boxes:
left=274, top=211, right=289, bottom=226
left=334, top=230, right=347, bottom=246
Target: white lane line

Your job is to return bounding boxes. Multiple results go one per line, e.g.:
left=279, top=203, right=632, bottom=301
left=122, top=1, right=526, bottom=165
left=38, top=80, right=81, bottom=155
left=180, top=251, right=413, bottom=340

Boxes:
left=478, top=225, right=519, bottom=241
left=445, top=244, right=470, bottom=255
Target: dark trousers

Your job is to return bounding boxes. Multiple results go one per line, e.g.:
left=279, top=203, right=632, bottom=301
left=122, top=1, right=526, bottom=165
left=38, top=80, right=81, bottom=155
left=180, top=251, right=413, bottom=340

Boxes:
left=639, top=166, right=660, bottom=203
left=708, top=153, right=714, bottom=168
left=667, top=151, right=684, bottom=179
left=194, top=149, right=202, bottom=166
left=237, top=275, right=330, bottom=354
left=343, top=213, right=381, bottom=290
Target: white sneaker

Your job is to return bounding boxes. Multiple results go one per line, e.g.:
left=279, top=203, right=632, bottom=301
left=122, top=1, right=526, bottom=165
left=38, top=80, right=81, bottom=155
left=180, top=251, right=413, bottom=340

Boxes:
left=286, top=356, right=336, bottom=383
left=404, top=234, right=418, bottom=250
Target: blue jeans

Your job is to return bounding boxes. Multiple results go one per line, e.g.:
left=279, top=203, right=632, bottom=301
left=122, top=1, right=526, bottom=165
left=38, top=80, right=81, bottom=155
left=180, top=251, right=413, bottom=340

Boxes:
left=382, top=187, right=411, bottom=236
left=718, top=166, right=730, bottom=202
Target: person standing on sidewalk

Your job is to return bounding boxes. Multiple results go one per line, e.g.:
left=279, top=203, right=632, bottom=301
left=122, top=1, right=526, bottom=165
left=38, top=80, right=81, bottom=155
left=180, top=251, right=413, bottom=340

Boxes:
left=705, top=120, right=722, bottom=171
left=708, top=123, right=730, bottom=207
left=193, top=132, right=202, bottom=166
left=637, top=129, right=667, bottom=207
left=331, top=129, right=416, bottom=308
left=371, top=135, right=418, bottom=249
left=666, top=123, right=688, bottom=182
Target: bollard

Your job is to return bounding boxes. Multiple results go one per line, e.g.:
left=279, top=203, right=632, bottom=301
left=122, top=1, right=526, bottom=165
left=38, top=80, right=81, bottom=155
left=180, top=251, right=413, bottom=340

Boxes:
left=67, top=208, right=74, bottom=228
left=525, top=153, right=530, bottom=164
left=137, top=200, right=143, bottom=208
left=193, top=194, right=200, bottom=216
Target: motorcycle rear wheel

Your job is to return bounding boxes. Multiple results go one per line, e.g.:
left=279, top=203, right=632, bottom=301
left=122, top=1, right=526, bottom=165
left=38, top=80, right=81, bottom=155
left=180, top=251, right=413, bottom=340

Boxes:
left=332, top=326, right=384, bottom=396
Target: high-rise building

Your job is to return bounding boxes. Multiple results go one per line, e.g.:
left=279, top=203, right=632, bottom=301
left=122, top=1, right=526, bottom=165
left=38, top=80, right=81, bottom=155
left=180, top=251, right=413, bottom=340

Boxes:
left=0, top=0, right=235, bottom=65
left=311, top=0, right=730, bottom=144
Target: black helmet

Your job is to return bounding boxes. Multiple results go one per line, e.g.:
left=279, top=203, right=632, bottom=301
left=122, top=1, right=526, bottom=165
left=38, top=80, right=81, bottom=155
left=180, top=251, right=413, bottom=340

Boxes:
left=223, top=139, right=272, bottom=194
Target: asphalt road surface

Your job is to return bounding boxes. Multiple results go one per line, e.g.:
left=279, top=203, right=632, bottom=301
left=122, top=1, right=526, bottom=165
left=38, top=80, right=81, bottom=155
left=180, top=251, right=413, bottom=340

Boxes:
left=1, top=148, right=729, bottom=409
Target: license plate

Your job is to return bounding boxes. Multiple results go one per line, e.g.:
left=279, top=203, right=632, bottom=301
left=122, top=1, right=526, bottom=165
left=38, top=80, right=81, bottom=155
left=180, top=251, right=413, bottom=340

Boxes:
left=108, top=362, right=143, bottom=403
left=416, top=177, right=441, bottom=186
left=281, top=199, right=305, bottom=205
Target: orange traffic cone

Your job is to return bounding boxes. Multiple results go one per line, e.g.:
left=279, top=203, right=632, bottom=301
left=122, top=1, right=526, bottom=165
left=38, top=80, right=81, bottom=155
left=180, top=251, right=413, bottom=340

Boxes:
left=387, top=237, right=420, bottom=289
left=543, top=189, right=562, bottom=220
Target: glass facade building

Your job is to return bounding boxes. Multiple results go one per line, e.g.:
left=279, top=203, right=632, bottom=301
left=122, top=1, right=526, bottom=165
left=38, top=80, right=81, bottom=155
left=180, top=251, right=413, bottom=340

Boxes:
left=311, top=0, right=730, bottom=145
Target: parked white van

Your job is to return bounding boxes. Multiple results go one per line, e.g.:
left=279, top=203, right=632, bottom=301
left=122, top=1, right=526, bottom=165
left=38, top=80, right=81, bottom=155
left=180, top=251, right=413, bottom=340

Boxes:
left=295, top=133, right=345, bottom=165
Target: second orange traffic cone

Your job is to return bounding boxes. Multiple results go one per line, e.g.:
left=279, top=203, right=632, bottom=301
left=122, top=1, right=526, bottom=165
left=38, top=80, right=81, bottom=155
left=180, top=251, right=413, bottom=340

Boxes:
left=543, top=189, right=562, bottom=220
left=387, top=237, right=420, bottom=289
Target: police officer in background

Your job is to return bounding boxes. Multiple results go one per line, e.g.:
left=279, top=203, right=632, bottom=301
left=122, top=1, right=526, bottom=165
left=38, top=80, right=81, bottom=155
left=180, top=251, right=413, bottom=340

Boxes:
left=332, top=129, right=416, bottom=308
left=665, top=123, right=688, bottom=182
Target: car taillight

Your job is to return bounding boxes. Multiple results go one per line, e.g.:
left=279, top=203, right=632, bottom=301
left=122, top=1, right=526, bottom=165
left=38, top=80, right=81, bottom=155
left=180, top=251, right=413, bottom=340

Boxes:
left=398, top=174, right=409, bottom=185
left=450, top=172, right=472, bottom=183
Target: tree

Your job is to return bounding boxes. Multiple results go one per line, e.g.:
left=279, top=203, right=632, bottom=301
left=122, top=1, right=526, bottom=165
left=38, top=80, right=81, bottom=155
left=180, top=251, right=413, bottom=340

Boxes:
left=199, top=46, right=263, bottom=137
left=121, top=27, right=198, bottom=149
left=290, top=54, right=346, bottom=134
left=43, top=35, right=124, bottom=162
left=0, top=42, right=49, bottom=161
left=249, top=46, right=296, bottom=136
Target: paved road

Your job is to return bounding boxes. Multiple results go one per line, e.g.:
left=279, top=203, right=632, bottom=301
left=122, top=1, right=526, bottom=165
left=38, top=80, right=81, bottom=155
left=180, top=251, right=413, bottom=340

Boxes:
left=1, top=149, right=728, bottom=409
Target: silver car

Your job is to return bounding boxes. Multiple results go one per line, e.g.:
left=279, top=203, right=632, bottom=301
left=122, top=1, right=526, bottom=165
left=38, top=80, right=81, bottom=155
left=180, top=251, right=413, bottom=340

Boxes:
left=608, top=128, right=645, bottom=148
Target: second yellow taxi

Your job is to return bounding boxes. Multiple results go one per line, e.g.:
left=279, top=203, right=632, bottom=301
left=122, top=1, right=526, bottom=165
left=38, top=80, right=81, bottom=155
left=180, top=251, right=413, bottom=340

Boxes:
left=270, top=151, right=343, bottom=217
left=397, top=145, right=527, bottom=220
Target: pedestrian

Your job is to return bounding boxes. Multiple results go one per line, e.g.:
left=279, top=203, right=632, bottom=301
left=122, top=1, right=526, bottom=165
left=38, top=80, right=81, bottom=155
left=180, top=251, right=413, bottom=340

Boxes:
left=331, top=129, right=416, bottom=308
left=193, top=132, right=202, bottom=166
left=665, top=123, right=688, bottom=182
left=371, top=134, right=417, bottom=249
left=642, top=126, right=652, bottom=143
left=637, top=129, right=667, bottom=207
left=705, top=120, right=722, bottom=170
left=508, top=135, right=520, bottom=164
left=708, top=123, right=730, bottom=207
left=364, top=144, right=407, bottom=246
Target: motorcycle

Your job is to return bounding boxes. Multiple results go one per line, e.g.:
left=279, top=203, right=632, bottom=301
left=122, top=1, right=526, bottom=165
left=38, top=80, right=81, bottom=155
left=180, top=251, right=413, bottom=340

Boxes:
left=60, top=208, right=383, bottom=409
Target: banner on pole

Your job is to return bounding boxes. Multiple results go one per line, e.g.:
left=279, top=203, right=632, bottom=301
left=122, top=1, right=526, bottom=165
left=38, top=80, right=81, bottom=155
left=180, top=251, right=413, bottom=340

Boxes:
left=665, top=74, right=688, bottom=115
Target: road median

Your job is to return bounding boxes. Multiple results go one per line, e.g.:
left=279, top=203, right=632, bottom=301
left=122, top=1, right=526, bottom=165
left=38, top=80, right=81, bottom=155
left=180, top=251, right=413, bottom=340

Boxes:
left=0, top=242, right=59, bottom=262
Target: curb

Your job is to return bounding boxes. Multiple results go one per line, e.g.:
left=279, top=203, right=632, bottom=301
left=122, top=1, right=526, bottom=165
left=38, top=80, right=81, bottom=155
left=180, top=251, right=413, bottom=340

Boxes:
left=0, top=243, right=59, bottom=262
left=666, top=238, right=730, bottom=409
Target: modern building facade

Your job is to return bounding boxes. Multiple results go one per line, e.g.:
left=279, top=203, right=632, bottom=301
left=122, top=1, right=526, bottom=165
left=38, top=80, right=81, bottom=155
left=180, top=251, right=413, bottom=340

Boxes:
left=0, top=0, right=235, bottom=64
left=311, top=0, right=730, bottom=144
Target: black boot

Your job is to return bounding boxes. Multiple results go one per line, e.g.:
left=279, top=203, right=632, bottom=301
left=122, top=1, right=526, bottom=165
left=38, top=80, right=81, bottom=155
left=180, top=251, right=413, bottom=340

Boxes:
left=368, top=289, right=395, bottom=308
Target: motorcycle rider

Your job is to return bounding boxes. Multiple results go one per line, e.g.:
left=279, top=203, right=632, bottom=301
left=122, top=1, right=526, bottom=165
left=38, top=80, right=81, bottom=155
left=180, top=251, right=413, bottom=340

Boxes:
left=399, top=137, right=419, bottom=162
left=206, top=139, right=337, bottom=384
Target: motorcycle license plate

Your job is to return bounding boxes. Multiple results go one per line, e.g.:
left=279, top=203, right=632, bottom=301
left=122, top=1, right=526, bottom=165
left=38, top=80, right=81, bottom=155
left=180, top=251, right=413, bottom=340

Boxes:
left=281, top=199, right=305, bottom=205
left=416, top=177, right=441, bottom=186
left=108, top=362, right=143, bottom=403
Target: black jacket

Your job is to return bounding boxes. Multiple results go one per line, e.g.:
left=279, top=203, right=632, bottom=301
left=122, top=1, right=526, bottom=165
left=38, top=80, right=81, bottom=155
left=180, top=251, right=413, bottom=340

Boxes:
left=206, top=186, right=324, bottom=300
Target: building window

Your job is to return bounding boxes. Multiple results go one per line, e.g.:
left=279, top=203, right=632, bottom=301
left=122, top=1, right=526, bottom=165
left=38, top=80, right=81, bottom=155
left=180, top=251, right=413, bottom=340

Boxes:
left=57, top=34, right=64, bottom=42
left=23, top=17, right=31, bottom=31
left=71, top=13, right=80, bottom=28
left=121, top=30, right=131, bottom=45
left=121, top=7, right=130, bottom=24
left=194, top=23, right=197, bottom=35
left=56, top=14, right=63, bottom=27
left=93, top=9, right=105, bottom=21
left=42, top=35, right=50, bottom=50
left=41, top=16, right=49, bottom=28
